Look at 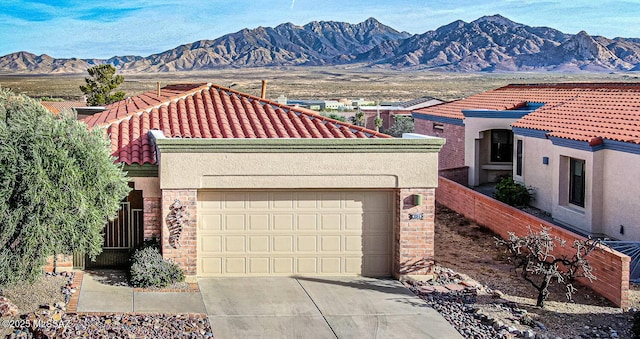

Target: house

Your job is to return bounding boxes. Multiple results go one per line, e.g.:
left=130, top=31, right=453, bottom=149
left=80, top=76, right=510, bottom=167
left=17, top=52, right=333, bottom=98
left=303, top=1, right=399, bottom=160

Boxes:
left=82, top=83, right=445, bottom=280
left=359, top=96, right=444, bottom=131
left=413, top=83, right=640, bottom=240
left=40, top=100, right=89, bottom=118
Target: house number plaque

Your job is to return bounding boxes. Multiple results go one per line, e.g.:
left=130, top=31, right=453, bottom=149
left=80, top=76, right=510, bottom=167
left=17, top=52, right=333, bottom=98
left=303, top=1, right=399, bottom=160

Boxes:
left=409, top=213, right=424, bottom=220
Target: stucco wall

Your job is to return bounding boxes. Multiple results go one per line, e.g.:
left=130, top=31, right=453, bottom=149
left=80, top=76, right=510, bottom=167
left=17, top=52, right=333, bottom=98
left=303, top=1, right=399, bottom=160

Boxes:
left=464, top=117, right=518, bottom=186
left=518, top=136, right=604, bottom=236
left=131, top=177, right=161, bottom=198
left=550, top=145, right=600, bottom=235
left=519, top=136, right=640, bottom=240
left=158, top=152, right=439, bottom=190
left=516, top=136, right=554, bottom=213
left=602, top=150, right=640, bottom=240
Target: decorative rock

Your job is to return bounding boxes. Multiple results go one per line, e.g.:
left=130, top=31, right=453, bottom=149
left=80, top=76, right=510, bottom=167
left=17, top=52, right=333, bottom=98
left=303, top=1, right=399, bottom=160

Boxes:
left=507, top=326, right=521, bottom=335
left=523, top=329, right=536, bottom=338
left=417, top=285, right=435, bottom=294
left=491, top=289, right=505, bottom=298
left=534, top=321, right=547, bottom=331
left=39, top=304, right=55, bottom=311
left=444, top=283, right=467, bottom=292
left=0, top=296, right=19, bottom=317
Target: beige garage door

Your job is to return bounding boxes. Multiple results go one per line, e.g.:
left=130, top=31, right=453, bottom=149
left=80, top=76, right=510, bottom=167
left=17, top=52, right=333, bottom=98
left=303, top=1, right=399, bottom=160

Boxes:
left=197, top=190, right=393, bottom=277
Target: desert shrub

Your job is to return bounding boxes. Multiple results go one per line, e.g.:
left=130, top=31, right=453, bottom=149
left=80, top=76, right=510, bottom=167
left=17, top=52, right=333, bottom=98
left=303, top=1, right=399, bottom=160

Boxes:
left=496, top=227, right=600, bottom=307
left=129, top=246, right=184, bottom=288
left=494, top=176, right=534, bottom=207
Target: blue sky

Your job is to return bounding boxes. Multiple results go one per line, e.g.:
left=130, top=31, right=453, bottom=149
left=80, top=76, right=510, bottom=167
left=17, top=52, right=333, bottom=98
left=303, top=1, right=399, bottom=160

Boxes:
left=1, top=0, right=639, bottom=59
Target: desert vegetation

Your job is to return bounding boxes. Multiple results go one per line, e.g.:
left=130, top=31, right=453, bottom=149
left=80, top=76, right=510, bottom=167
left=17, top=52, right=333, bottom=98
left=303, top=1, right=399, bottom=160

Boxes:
left=2, top=68, right=639, bottom=103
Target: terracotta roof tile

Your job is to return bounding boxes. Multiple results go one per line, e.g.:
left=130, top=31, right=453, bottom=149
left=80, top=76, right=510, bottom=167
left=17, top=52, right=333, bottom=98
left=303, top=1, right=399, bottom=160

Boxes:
left=85, top=83, right=390, bottom=165
left=40, top=100, right=87, bottom=115
left=414, top=83, right=640, bottom=145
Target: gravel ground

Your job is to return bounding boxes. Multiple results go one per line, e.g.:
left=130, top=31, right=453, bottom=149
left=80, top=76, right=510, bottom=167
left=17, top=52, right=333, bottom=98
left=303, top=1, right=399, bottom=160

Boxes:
left=9, top=313, right=213, bottom=338
left=1, top=273, right=213, bottom=338
left=434, top=204, right=638, bottom=339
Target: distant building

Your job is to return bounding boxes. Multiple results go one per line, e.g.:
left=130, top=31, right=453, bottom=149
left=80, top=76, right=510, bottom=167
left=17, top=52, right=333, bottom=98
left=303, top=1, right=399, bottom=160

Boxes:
left=280, top=96, right=444, bottom=131
left=359, top=97, right=444, bottom=131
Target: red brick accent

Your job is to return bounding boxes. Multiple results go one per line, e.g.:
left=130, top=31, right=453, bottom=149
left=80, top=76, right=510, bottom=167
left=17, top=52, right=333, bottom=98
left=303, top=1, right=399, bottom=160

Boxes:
left=43, top=254, right=74, bottom=272
left=394, top=188, right=436, bottom=277
left=414, top=119, right=465, bottom=170
left=143, top=197, right=162, bottom=241
left=66, top=272, right=84, bottom=314
left=161, top=190, right=198, bottom=276
left=436, top=176, right=630, bottom=308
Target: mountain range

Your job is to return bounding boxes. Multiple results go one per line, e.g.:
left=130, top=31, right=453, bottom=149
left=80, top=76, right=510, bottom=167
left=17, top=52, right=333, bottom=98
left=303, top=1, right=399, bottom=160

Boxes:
left=2, top=15, right=640, bottom=73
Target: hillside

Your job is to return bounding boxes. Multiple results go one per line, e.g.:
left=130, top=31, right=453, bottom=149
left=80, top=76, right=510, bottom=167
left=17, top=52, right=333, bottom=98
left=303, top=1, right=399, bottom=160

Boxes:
left=1, top=15, right=639, bottom=73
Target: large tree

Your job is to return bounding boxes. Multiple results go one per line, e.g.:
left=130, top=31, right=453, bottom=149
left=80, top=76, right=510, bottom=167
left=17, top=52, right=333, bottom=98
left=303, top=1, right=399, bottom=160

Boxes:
left=0, top=90, right=130, bottom=288
left=79, top=64, right=126, bottom=106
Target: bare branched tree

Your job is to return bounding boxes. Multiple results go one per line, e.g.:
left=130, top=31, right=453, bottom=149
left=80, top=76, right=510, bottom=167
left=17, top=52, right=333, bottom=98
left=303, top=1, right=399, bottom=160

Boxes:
left=495, top=226, right=601, bottom=307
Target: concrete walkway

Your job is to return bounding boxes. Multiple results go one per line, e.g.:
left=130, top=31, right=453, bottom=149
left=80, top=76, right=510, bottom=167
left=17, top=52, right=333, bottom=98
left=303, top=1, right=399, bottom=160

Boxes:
left=75, top=270, right=206, bottom=314
left=76, top=271, right=462, bottom=338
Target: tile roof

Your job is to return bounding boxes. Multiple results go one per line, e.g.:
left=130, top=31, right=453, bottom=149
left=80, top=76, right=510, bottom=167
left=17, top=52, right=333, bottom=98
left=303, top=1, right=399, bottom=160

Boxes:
left=413, top=83, right=640, bottom=145
left=85, top=83, right=390, bottom=166
left=40, top=100, right=87, bottom=115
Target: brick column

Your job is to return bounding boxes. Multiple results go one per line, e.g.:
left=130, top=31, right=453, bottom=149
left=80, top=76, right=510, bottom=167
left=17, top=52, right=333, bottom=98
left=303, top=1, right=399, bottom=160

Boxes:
left=162, top=189, right=198, bottom=277
left=143, top=197, right=162, bottom=241
left=394, top=188, right=435, bottom=279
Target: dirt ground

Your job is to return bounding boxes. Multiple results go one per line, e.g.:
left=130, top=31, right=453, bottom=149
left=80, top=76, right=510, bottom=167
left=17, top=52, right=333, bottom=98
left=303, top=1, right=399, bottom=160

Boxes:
left=434, top=204, right=639, bottom=338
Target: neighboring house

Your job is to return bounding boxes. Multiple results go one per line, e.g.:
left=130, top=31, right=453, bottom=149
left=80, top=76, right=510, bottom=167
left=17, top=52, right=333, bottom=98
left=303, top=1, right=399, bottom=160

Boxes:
left=40, top=100, right=88, bottom=118
left=82, top=83, right=444, bottom=280
left=413, top=83, right=640, bottom=240
left=359, top=97, right=444, bottom=131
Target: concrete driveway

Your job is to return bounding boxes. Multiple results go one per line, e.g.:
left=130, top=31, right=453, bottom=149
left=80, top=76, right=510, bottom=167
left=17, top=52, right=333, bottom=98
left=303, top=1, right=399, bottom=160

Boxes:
left=199, top=277, right=463, bottom=339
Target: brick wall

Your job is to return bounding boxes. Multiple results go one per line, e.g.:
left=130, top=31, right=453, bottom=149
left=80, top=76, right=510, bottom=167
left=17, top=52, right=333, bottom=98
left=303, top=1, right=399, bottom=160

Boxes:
left=143, top=197, right=162, bottom=241
left=439, top=166, right=469, bottom=186
left=414, top=119, right=465, bottom=170
left=44, top=254, right=73, bottom=272
left=436, top=176, right=630, bottom=308
left=394, top=188, right=436, bottom=277
left=161, top=189, right=198, bottom=276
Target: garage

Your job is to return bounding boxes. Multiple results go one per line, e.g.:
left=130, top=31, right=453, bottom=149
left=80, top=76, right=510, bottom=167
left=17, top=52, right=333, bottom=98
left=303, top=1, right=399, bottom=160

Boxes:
left=197, top=190, right=394, bottom=277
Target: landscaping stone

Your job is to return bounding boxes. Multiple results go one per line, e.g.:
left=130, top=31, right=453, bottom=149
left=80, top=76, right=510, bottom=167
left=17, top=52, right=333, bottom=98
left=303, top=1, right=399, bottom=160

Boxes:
left=0, top=297, right=19, bottom=317
left=11, top=313, right=213, bottom=338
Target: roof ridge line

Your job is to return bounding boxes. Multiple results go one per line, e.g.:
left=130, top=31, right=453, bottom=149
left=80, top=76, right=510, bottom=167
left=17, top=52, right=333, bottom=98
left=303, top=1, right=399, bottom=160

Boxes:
left=100, top=83, right=212, bottom=128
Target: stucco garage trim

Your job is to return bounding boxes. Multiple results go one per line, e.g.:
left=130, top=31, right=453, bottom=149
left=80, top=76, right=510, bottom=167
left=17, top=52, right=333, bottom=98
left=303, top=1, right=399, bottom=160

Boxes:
left=150, top=132, right=445, bottom=154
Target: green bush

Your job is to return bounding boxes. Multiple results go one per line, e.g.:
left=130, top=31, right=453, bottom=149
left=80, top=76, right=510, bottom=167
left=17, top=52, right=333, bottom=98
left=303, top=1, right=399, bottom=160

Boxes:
left=129, top=246, right=184, bottom=288
left=493, top=177, right=534, bottom=207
